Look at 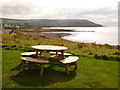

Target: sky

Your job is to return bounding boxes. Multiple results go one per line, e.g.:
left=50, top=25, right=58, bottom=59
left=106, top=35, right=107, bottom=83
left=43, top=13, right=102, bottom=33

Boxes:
left=0, top=0, right=119, bottom=26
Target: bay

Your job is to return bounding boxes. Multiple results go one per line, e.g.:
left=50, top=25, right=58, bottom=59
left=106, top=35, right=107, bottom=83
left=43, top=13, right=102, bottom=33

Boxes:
left=43, top=27, right=118, bottom=45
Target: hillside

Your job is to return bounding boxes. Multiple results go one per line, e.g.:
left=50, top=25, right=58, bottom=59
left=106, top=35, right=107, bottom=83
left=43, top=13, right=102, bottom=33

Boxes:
left=1, top=18, right=103, bottom=27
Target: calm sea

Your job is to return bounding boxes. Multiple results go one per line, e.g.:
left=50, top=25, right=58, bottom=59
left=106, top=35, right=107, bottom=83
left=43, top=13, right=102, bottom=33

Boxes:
left=43, top=27, right=118, bottom=45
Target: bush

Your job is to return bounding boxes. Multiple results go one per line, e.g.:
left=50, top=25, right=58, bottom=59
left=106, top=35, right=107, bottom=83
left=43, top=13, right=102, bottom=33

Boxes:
left=89, top=52, right=93, bottom=55
left=94, top=54, right=100, bottom=59
left=112, top=52, right=120, bottom=55
left=101, top=55, right=108, bottom=60
left=2, top=44, right=8, bottom=47
left=94, top=54, right=120, bottom=61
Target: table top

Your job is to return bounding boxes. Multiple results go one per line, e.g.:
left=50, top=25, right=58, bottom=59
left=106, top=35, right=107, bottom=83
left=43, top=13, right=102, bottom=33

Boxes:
left=31, top=45, right=68, bottom=51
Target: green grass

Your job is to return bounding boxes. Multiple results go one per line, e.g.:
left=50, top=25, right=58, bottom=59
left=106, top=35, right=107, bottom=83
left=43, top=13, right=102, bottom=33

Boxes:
left=1, top=30, right=119, bottom=88
left=2, top=49, right=118, bottom=88
left=1, top=32, right=120, bottom=61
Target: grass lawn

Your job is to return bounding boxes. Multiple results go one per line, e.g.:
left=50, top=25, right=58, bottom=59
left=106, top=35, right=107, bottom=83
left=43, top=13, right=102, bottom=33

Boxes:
left=2, top=49, right=118, bottom=88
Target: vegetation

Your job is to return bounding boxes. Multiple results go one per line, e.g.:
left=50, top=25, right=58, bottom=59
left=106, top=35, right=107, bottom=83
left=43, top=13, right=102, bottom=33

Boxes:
left=2, top=49, right=118, bottom=88
left=1, top=32, right=120, bottom=61
left=1, top=30, right=119, bottom=88
left=2, top=18, right=103, bottom=27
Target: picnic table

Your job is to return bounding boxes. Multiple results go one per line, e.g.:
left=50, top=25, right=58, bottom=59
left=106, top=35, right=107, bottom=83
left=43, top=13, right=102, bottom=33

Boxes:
left=31, top=45, right=68, bottom=59
left=20, top=45, right=78, bottom=76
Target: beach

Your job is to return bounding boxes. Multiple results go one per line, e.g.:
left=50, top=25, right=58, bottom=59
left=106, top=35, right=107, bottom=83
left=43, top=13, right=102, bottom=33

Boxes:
left=21, top=31, right=71, bottom=40
left=10, top=28, right=73, bottom=40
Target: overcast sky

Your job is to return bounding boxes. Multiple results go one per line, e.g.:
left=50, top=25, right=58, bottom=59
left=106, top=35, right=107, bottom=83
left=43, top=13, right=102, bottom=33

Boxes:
left=0, top=0, right=119, bottom=26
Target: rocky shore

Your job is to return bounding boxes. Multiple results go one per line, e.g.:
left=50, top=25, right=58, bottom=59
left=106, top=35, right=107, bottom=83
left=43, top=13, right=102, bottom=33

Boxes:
left=6, top=28, right=94, bottom=41
left=21, top=31, right=70, bottom=40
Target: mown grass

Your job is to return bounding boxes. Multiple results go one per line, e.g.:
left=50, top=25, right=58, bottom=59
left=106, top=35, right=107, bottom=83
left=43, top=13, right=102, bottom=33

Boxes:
left=2, top=49, right=118, bottom=88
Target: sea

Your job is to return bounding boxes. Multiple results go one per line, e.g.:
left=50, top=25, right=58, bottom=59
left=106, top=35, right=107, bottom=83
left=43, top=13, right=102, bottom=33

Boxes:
left=43, top=27, right=118, bottom=46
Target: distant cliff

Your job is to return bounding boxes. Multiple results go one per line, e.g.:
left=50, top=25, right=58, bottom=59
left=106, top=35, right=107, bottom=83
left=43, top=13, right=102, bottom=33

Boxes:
left=1, top=18, right=103, bottom=27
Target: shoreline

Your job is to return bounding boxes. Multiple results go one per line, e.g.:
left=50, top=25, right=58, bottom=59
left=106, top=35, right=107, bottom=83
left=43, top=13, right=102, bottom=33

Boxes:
left=15, top=28, right=94, bottom=41
left=20, top=31, right=119, bottom=46
left=21, top=31, right=71, bottom=40
left=9, top=28, right=118, bottom=47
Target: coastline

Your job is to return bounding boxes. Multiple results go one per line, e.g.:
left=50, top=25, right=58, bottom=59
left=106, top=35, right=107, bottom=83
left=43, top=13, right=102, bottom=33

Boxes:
left=14, top=28, right=93, bottom=41
left=11, top=28, right=73, bottom=40
left=8, top=28, right=118, bottom=46
left=2, top=29, right=120, bottom=61
left=21, top=31, right=119, bottom=46
left=21, top=31, right=71, bottom=40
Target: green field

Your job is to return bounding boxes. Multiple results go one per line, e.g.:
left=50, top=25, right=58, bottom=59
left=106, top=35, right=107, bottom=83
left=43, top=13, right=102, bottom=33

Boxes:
left=1, top=31, right=119, bottom=88
left=2, top=32, right=120, bottom=61
left=2, top=49, right=118, bottom=88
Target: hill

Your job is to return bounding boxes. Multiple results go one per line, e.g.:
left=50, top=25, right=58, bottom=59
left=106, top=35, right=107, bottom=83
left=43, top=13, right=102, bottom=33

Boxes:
left=1, top=18, right=103, bottom=27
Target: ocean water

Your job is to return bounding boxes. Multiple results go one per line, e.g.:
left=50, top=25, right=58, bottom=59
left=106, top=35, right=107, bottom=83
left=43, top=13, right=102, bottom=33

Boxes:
left=43, top=27, right=118, bottom=45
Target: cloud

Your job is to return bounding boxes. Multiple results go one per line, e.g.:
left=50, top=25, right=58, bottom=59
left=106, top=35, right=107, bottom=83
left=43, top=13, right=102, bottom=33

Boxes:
left=1, top=2, right=38, bottom=18
left=74, top=7, right=118, bottom=26
left=62, top=7, right=117, bottom=26
left=1, top=1, right=118, bottom=26
left=38, top=7, right=117, bottom=26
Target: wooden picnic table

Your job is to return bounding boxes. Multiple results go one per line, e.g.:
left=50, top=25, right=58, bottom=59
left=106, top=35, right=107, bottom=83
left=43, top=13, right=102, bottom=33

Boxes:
left=31, top=45, right=68, bottom=59
left=21, top=45, right=78, bottom=76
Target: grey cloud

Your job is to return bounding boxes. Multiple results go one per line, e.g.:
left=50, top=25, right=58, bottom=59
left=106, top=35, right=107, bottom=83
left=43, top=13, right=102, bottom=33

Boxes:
left=81, top=8, right=117, bottom=15
left=57, top=7, right=117, bottom=18
left=1, top=2, right=35, bottom=16
left=1, top=2, right=117, bottom=26
left=40, top=7, right=117, bottom=20
left=50, top=7, right=117, bottom=26
left=36, top=7, right=117, bottom=26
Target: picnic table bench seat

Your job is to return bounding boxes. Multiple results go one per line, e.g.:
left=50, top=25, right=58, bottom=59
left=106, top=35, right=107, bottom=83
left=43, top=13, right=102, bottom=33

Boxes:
left=49, top=52, right=72, bottom=56
left=20, top=52, right=40, bottom=57
left=60, top=56, right=78, bottom=64
left=20, top=54, right=78, bottom=75
left=20, top=51, right=72, bottom=58
left=21, top=57, right=49, bottom=63
left=21, top=57, right=49, bottom=76
left=59, top=56, right=79, bottom=75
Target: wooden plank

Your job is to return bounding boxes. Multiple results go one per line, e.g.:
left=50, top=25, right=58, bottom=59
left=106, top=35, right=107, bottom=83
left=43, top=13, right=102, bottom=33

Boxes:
left=21, top=60, right=25, bottom=71
left=60, top=56, right=78, bottom=64
left=40, top=64, right=44, bottom=76
left=31, top=45, right=68, bottom=51
left=21, top=57, right=49, bottom=63
left=20, top=52, right=40, bottom=56
left=20, top=57, right=49, bottom=76
left=49, top=52, right=72, bottom=56
left=65, top=64, right=70, bottom=75
left=60, top=56, right=79, bottom=75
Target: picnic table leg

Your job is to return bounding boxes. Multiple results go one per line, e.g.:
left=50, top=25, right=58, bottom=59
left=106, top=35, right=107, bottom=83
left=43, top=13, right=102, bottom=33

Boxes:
left=39, top=50, right=43, bottom=58
left=61, top=51, right=65, bottom=59
left=40, top=64, right=44, bottom=76
left=65, top=64, right=69, bottom=75
left=56, top=51, right=58, bottom=56
left=21, top=60, right=25, bottom=71
left=35, top=50, right=39, bottom=58
left=28, top=62, right=34, bottom=69
left=73, top=62, right=77, bottom=69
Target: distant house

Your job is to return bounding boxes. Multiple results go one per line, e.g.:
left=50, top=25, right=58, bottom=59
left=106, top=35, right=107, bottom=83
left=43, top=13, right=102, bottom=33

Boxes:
left=2, top=23, right=24, bottom=29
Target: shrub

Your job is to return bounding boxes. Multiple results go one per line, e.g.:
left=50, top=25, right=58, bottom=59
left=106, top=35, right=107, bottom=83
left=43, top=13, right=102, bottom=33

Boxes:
left=101, top=55, right=108, bottom=60
left=112, top=52, right=120, bottom=55
left=2, top=44, right=8, bottom=47
left=94, top=54, right=100, bottom=59
left=89, top=52, right=93, bottom=55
